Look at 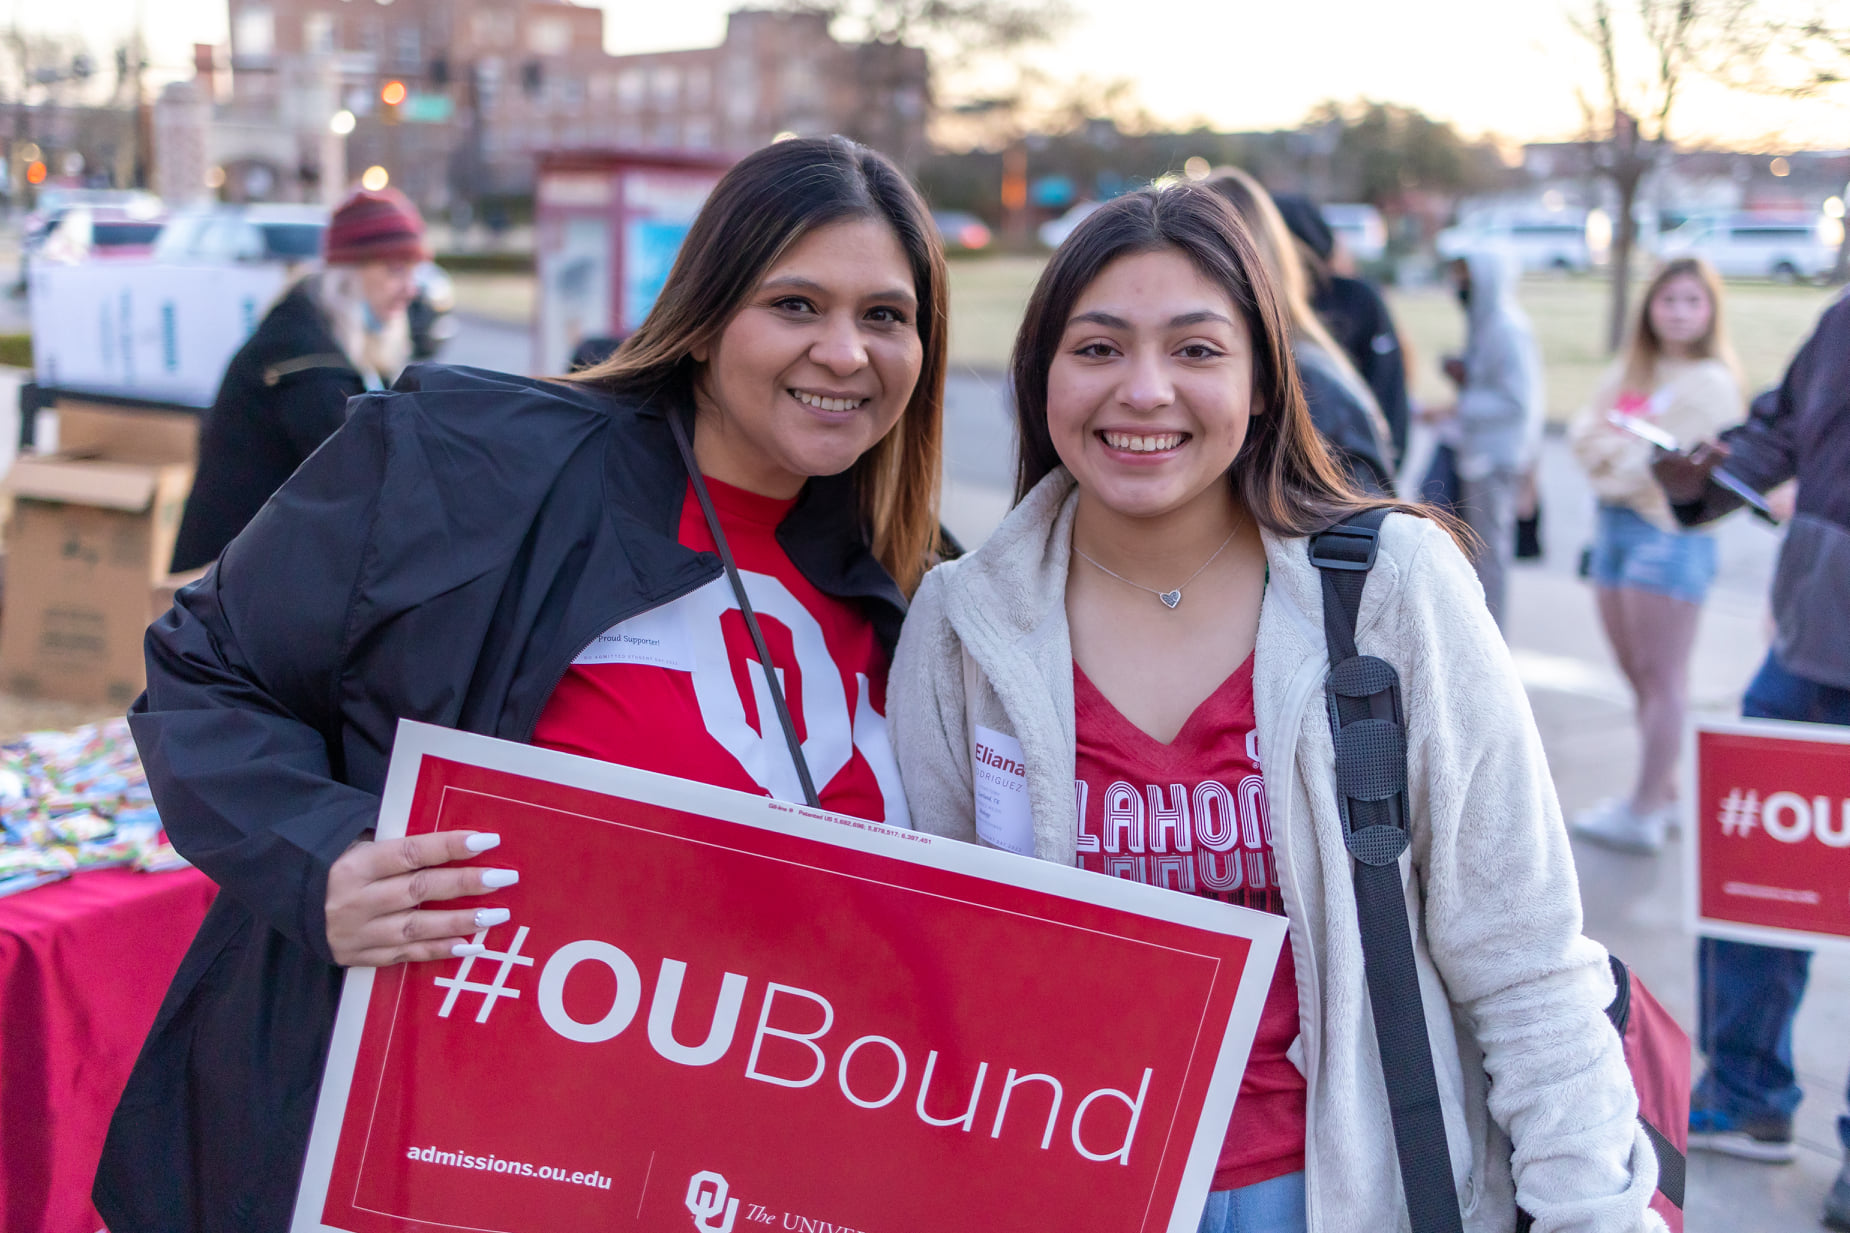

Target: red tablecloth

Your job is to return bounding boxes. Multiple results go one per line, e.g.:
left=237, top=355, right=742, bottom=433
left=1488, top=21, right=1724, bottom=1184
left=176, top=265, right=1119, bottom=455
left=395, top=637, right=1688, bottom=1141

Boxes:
left=0, top=867, right=216, bottom=1233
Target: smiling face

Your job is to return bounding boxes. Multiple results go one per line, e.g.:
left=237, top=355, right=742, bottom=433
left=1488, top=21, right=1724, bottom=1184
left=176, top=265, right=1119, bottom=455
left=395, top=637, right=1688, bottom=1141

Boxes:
left=1648, top=272, right=1714, bottom=357
left=1045, top=247, right=1255, bottom=522
left=690, top=216, right=923, bottom=498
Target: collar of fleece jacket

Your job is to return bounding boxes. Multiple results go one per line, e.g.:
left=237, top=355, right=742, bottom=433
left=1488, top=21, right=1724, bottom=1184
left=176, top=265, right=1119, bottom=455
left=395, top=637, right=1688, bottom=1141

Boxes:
left=934, top=467, right=1412, bottom=667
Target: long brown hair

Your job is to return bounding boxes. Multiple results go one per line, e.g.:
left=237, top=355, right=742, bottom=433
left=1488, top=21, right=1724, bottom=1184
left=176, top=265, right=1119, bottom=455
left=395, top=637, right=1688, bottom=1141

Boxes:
left=1618, top=256, right=1739, bottom=395
left=565, top=136, right=947, bottom=594
left=1011, top=185, right=1446, bottom=541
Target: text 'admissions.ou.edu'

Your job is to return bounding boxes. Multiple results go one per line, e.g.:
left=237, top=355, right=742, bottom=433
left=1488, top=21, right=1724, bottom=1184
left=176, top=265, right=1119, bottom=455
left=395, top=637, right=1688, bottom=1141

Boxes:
left=404, top=1144, right=613, bottom=1189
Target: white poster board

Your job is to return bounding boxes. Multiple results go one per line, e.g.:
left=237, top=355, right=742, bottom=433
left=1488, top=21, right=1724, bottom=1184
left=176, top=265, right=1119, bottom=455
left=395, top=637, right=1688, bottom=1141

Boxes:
left=29, top=261, right=289, bottom=407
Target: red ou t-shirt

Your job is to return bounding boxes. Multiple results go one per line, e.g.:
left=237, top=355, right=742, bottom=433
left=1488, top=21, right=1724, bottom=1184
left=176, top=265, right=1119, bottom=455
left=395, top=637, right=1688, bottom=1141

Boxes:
left=1073, top=656, right=1306, bottom=1191
left=531, top=478, right=909, bottom=826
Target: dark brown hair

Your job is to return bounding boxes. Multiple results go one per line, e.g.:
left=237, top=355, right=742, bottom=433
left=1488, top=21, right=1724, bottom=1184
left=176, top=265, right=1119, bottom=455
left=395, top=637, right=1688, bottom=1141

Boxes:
left=1011, top=185, right=1443, bottom=540
left=565, top=136, right=947, bottom=594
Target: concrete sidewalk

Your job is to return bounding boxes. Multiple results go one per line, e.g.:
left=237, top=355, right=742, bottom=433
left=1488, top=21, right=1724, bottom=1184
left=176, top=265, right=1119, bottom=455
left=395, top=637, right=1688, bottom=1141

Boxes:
left=937, top=369, right=1848, bottom=1231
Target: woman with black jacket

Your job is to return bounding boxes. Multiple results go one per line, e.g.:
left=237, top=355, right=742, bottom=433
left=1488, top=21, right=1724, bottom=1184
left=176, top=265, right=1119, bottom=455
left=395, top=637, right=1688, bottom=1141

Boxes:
left=94, top=136, right=948, bottom=1232
left=170, top=188, right=424, bottom=571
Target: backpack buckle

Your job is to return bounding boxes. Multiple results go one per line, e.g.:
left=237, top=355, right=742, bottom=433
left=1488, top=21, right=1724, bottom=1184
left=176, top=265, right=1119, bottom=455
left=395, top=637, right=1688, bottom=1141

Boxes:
left=1308, top=523, right=1379, bottom=572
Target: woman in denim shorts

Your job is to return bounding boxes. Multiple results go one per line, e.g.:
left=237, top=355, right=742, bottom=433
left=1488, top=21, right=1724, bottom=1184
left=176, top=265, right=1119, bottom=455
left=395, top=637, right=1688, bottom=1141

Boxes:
left=1567, top=257, right=1742, bottom=852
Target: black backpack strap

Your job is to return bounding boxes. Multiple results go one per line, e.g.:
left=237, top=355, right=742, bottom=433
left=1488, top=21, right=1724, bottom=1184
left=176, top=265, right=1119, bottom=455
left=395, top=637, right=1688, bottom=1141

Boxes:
left=1309, top=509, right=1465, bottom=1233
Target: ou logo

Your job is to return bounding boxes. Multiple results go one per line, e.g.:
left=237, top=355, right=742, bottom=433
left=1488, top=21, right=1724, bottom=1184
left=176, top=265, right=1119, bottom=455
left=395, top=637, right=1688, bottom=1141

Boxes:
left=686, top=1170, right=738, bottom=1233
left=682, top=571, right=908, bottom=826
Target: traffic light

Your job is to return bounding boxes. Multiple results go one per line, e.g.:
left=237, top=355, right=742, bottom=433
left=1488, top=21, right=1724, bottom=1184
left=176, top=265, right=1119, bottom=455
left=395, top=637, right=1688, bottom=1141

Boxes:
left=381, top=79, right=406, bottom=124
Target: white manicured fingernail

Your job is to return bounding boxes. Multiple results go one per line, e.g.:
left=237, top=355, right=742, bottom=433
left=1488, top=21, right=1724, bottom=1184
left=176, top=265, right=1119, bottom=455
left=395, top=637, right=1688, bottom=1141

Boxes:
left=452, top=942, right=487, bottom=957
left=480, top=868, right=519, bottom=889
left=464, top=832, right=501, bottom=852
left=474, top=908, right=510, bottom=929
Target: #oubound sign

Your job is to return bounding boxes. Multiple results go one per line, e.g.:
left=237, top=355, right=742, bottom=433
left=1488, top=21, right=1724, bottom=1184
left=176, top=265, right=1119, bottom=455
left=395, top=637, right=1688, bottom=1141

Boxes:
left=1687, top=715, right=1850, bottom=951
left=292, top=722, right=1287, bottom=1233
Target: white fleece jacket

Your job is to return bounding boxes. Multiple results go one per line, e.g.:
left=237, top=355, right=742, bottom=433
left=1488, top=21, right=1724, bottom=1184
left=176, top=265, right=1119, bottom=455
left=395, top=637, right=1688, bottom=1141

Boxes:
left=889, top=470, right=1663, bottom=1233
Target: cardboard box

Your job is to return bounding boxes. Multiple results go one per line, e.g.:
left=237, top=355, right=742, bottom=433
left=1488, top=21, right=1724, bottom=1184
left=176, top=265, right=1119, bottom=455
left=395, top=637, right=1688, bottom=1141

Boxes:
left=54, top=399, right=200, bottom=464
left=0, top=404, right=197, bottom=704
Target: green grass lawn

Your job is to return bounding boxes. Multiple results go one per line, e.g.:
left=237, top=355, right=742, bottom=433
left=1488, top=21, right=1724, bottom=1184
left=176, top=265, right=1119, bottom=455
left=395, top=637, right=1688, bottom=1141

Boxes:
left=944, top=254, right=1837, bottom=424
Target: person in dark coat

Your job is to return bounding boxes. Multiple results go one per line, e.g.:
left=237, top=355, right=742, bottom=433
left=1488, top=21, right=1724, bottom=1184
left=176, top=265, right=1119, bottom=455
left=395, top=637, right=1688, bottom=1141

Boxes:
left=1653, top=289, right=1850, bottom=1231
left=94, top=137, right=950, bottom=1231
left=1272, top=193, right=1412, bottom=463
left=1205, top=170, right=1396, bottom=495
left=169, top=188, right=426, bottom=571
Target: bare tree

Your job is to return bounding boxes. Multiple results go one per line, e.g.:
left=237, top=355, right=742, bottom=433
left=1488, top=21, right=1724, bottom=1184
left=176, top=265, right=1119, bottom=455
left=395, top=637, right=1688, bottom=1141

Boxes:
left=1701, top=1, right=1849, bottom=95
left=1573, top=0, right=1702, bottom=352
left=787, top=0, right=1074, bottom=120
left=1698, top=2, right=1850, bottom=280
left=792, top=0, right=1074, bottom=58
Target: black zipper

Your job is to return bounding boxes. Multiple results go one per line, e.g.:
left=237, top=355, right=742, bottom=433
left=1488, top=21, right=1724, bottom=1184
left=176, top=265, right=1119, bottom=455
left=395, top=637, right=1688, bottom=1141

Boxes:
left=512, top=562, right=723, bottom=744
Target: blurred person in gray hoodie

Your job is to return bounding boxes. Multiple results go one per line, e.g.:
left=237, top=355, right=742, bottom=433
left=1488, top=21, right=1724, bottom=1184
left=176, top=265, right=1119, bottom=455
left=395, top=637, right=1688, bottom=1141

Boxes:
left=1423, top=251, right=1546, bottom=628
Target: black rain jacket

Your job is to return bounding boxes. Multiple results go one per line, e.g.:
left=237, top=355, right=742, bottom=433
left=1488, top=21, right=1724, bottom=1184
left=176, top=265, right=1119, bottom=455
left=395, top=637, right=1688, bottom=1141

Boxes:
left=94, top=364, right=907, bottom=1231
left=171, top=279, right=365, bottom=572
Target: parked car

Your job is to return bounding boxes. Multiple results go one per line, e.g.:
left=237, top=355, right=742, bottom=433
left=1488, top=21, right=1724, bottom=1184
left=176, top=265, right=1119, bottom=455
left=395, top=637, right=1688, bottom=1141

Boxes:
left=932, top=210, right=993, bottom=253
left=153, top=203, right=327, bottom=269
left=1657, top=212, right=1842, bottom=282
left=408, top=262, right=458, bottom=360
left=1038, top=200, right=1104, bottom=249
left=1322, top=203, right=1387, bottom=265
left=35, top=206, right=166, bottom=263
left=1437, top=213, right=1594, bottom=273
left=156, top=203, right=454, bottom=358
left=16, top=189, right=163, bottom=284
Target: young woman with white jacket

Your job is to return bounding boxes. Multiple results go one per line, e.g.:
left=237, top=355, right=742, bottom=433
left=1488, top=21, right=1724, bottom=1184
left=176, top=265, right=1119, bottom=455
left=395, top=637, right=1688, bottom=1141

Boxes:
left=888, top=186, right=1661, bottom=1233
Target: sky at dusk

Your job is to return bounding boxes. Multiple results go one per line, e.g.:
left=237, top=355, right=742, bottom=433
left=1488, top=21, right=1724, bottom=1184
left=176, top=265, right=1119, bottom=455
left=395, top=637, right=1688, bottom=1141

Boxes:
left=61, top=0, right=1847, bottom=149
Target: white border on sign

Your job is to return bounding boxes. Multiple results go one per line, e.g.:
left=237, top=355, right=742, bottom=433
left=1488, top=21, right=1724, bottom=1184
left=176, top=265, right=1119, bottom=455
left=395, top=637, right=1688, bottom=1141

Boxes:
left=1683, top=713, right=1850, bottom=955
left=291, top=721, right=1288, bottom=1233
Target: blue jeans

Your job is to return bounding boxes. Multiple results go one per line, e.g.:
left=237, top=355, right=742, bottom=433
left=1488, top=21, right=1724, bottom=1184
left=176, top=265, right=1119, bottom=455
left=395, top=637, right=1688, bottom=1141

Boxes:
left=1696, top=651, right=1850, bottom=1149
left=1589, top=504, right=1718, bottom=604
left=1197, top=1171, right=1307, bottom=1233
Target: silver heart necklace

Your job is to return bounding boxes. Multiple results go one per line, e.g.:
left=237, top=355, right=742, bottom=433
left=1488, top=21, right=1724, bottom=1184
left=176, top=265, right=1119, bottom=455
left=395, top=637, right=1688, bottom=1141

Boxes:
left=1071, top=525, right=1239, bottom=611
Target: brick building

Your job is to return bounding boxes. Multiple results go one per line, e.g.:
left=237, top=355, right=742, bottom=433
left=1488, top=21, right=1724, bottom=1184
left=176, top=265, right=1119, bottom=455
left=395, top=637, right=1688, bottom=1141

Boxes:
left=219, top=1, right=929, bottom=205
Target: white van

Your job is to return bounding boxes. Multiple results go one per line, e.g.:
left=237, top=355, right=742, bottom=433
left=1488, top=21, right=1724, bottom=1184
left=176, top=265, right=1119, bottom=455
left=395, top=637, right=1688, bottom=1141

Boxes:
left=1657, top=213, right=1842, bottom=282
left=1436, top=214, right=1593, bottom=273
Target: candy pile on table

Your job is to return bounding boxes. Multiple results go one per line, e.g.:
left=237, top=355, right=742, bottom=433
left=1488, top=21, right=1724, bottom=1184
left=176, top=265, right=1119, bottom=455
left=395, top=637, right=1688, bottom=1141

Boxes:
left=0, top=718, right=187, bottom=898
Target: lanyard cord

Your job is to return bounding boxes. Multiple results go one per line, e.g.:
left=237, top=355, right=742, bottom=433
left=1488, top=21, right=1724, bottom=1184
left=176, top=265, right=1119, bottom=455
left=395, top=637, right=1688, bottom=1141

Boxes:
left=667, top=409, right=823, bottom=809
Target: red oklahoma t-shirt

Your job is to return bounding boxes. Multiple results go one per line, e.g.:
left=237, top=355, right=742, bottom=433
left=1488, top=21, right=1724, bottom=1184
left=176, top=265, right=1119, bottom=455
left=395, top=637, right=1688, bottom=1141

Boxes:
left=531, top=478, right=908, bottom=827
left=1073, top=656, right=1306, bottom=1191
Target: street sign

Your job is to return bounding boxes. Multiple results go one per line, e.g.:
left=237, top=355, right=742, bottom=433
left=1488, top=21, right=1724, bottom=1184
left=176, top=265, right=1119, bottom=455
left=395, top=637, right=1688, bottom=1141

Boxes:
left=292, top=722, right=1286, bottom=1233
left=402, top=93, right=455, bottom=124
left=1687, top=715, right=1850, bottom=951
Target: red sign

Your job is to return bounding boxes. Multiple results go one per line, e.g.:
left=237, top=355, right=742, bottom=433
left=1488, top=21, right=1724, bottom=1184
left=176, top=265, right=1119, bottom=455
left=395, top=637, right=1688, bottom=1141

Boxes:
left=293, top=723, right=1285, bottom=1233
left=1689, top=716, right=1850, bottom=949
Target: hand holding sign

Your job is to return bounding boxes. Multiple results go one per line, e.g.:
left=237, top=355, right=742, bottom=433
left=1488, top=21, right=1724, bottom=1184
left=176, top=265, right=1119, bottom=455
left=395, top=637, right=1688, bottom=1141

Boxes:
left=325, top=830, right=520, bottom=967
left=1647, top=434, right=1728, bottom=503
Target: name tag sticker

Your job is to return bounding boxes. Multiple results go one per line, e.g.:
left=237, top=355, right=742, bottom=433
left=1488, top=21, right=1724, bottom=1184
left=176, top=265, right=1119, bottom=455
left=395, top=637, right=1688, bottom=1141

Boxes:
left=972, top=724, right=1034, bottom=857
left=572, top=604, right=695, bottom=671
